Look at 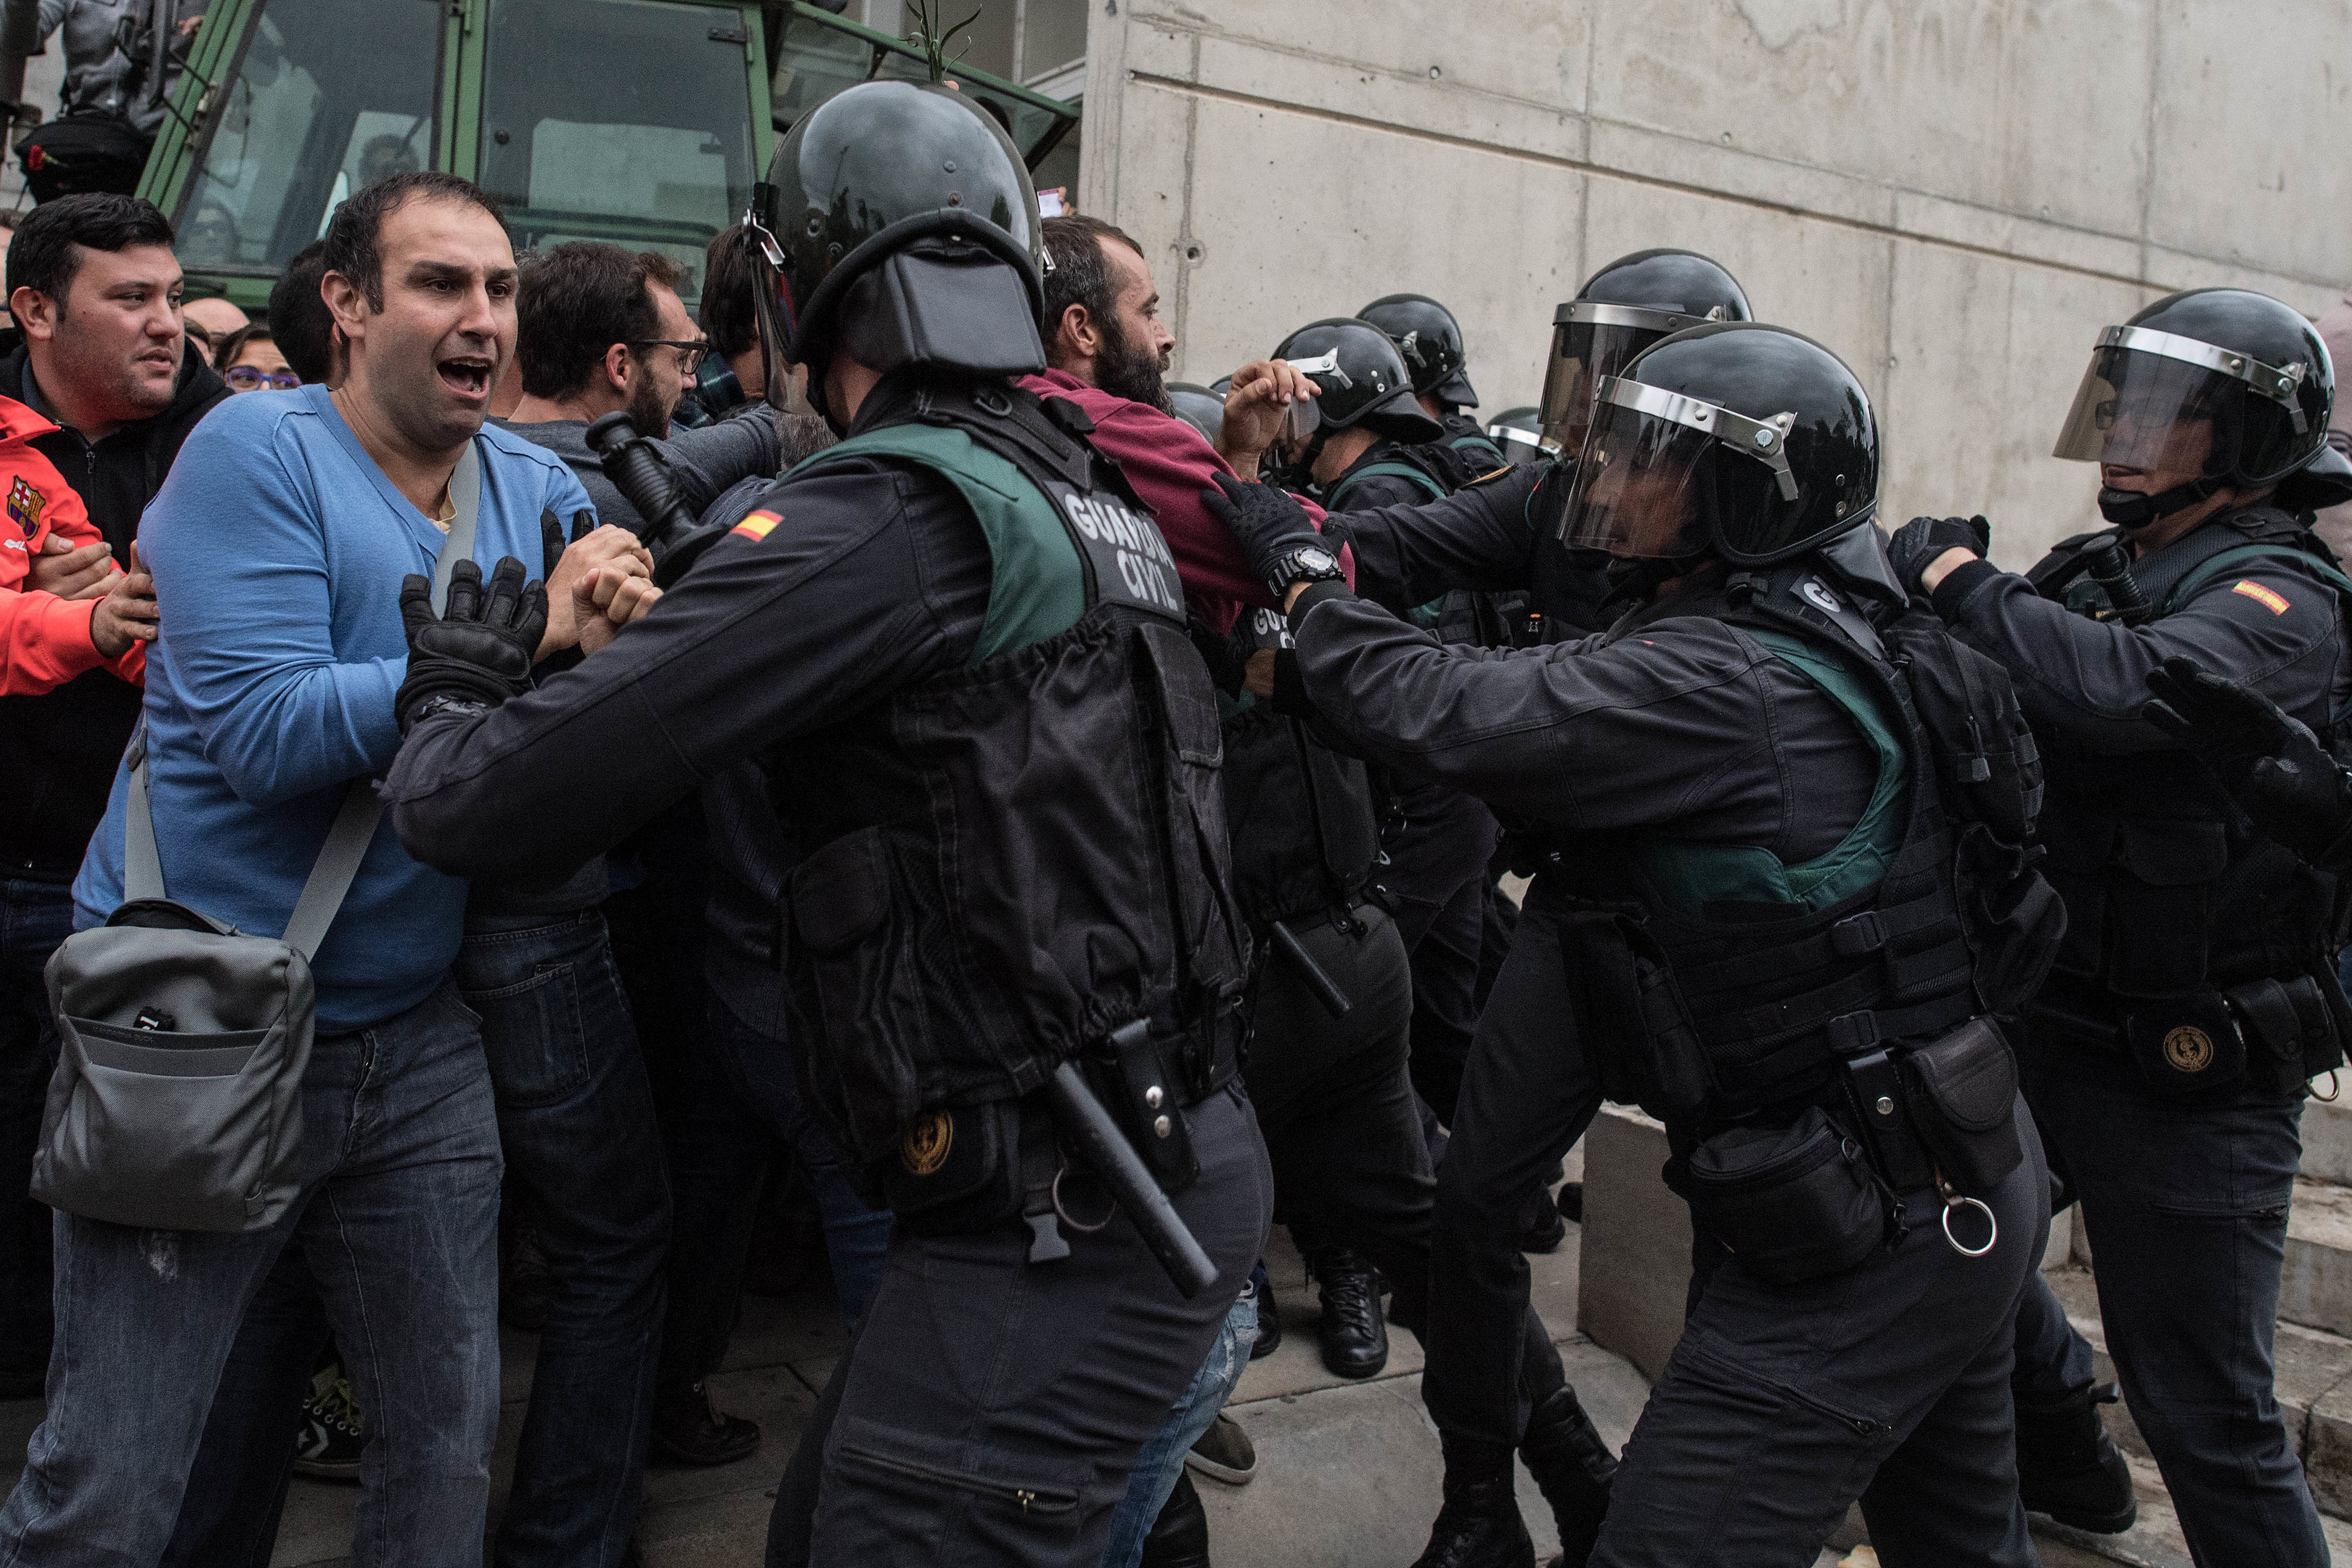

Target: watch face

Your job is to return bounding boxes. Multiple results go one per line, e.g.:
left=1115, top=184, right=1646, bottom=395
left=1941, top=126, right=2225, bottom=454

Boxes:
left=1296, top=547, right=1336, bottom=575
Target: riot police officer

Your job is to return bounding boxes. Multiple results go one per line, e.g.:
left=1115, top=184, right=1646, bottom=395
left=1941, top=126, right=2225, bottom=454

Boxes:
left=1328, top=248, right=1754, bottom=645
left=1210, top=321, right=2062, bottom=1566
left=1358, top=292, right=1509, bottom=471
left=374, top=79, right=1272, bottom=1566
left=1890, top=287, right=2348, bottom=1566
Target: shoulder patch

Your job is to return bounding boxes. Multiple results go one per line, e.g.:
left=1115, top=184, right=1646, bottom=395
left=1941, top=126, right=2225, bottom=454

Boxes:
left=730, top=509, right=780, bottom=544
left=2231, top=579, right=2290, bottom=615
left=1466, top=465, right=1516, bottom=489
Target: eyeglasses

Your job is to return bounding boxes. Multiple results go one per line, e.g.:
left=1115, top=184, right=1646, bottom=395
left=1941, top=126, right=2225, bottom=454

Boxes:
left=629, top=339, right=709, bottom=372
left=225, top=367, right=303, bottom=391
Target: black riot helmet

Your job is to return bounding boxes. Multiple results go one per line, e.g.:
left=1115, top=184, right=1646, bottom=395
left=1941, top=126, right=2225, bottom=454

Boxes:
left=1270, top=318, right=1443, bottom=445
left=1167, top=380, right=1225, bottom=445
left=2052, top=287, right=2336, bottom=528
left=1485, top=405, right=1551, bottom=467
left=1539, top=250, right=1753, bottom=452
left=1357, top=293, right=1477, bottom=409
left=1556, top=322, right=1877, bottom=568
left=753, top=79, right=1045, bottom=423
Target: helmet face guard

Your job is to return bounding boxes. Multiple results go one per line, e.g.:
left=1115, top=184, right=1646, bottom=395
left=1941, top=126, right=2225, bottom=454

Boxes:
left=1557, top=376, right=1802, bottom=563
left=1538, top=302, right=1724, bottom=452
left=2054, top=324, right=2311, bottom=485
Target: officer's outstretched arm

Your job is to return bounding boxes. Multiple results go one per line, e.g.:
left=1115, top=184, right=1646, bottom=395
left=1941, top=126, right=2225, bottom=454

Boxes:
left=1927, top=555, right=2343, bottom=756
left=2144, top=656, right=2352, bottom=865
left=1323, top=461, right=1544, bottom=607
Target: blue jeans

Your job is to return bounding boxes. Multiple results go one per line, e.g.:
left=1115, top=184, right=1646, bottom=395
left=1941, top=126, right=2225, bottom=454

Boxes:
left=2018, top=1013, right=2327, bottom=1567
left=659, top=991, right=889, bottom=1400
left=1098, top=1287, right=1257, bottom=1568
left=0, top=981, right=505, bottom=1568
left=0, top=879, right=73, bottom=1389
left=160, top=910, right=670, bottom=1568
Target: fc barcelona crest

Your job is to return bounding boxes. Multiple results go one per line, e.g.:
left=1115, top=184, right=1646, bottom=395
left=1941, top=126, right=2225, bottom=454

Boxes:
left=7, top=475, right=44, bottom=539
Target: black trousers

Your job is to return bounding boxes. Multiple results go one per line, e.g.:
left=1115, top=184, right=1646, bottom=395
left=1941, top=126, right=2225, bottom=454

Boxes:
left=1381, top=785, right=1500, bottom=1128
left=1593, top=1101, right=2049, bottom=1567
left=775, top=1082, right=1271, bottom=1568
left=1247, top=903, right=1565, bottom=1416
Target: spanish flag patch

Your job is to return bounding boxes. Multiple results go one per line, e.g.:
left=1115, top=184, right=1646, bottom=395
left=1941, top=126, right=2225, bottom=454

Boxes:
left=2231, top=579, right=2290, bottom=615
left=731, top=509, right=781, bottom=543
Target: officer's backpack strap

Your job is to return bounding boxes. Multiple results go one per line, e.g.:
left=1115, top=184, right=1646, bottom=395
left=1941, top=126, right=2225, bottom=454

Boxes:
left=2025, top=530, right=2112, bottom=601
left=1448, top=430, right=1509, bottom=470
left=2160, top=539, right=2352, bottom=616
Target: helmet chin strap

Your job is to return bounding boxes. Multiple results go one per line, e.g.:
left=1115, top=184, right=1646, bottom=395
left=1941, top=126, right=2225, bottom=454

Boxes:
left=2098, top=476, right=2222, bottom=529
left=1601, top=553, right=1707, bottom=612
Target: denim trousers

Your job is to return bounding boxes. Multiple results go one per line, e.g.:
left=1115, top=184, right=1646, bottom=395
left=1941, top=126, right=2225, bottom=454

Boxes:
left=157, top=909, right=671, bottom=1568
left=658, top=991, right=891, bottom=1400
left=0, top=879, right=73, bottom=1390
left=2017, top=1011, right=2327, bottom=1567
left=0, top=981, right=504, bottom=1568
left=1097, top=1288, right=1258, bottom=1568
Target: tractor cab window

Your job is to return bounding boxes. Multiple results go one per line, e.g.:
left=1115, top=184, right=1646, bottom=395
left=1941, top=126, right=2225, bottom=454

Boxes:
left=478, top=0, right=763, bottom=305
left=175, top=0, right=440, bottom=273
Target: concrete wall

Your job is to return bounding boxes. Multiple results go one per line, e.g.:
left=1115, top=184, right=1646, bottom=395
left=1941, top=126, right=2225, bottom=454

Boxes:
left=1078, top=1, right=2351, bottom=567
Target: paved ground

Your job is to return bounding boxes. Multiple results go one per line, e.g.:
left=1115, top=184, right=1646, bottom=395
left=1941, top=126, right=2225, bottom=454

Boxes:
left=8, top=1214, right=2352, bottom=1567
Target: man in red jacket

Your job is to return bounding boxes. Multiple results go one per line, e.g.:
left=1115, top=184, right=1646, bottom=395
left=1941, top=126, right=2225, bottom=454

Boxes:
left=0, top=391, right=154, bottom=695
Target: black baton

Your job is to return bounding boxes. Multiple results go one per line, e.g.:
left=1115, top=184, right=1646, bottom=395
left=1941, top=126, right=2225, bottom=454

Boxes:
left=1045, top=1061, right=1220, bottom=1299
left=1270, top=918, right=1352, bottom=1018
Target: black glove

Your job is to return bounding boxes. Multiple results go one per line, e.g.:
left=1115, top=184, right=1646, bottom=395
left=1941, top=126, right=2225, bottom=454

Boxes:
left=2143, top=655, right=2352, bottom=857
left=1199, top=471, right=1331, bottom=597
left=393, top=556, right=548, bottom=733
left=1885, top=514, right=1990, bottom=597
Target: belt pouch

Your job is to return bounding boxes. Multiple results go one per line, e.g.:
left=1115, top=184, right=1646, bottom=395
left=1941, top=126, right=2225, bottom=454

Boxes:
left=2221, top=975, right=2334, bottom=1098
left=882, top=1097, right=1019, bottom=1234
left=1898, top=1017, right=2023, bottom=1195
left=1670, top=1106, right=1884, bottom=1286
left=1083, top=1020, right=1201, bottom=1196
left=2121, top=989, right=2246, bottom=1097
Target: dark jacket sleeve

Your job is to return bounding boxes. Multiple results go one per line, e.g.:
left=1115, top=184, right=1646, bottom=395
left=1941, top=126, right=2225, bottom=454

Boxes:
left=1932, top=555, right=2351, bottom=752
left=1326, top=461, right=1545, bottom=608
left=380, top=463, right=986, bottom=883
left=1287, top=589, right=1873, bottom=857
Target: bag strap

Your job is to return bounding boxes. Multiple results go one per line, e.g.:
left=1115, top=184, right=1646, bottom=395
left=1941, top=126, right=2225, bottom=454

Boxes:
left=125, top=442, right=484, bottom=960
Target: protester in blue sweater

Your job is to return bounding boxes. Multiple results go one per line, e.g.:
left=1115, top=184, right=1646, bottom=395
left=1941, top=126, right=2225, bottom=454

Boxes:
left=1, top=171, right=656, bottom=1568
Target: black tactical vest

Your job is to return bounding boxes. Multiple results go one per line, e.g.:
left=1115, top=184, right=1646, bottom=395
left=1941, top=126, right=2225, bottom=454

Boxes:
left=2023, top=506, right=2352, bottom=1013
left=769, top=380, right=1251, bottom=1168
left=1218, top=606, right=1381, bottom=931
left=1544, top=565, right=2043, bottom=1133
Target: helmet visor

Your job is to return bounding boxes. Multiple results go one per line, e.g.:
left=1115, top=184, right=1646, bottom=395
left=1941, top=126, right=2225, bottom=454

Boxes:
left=1538, top=303, right=1706, bottom=449
left=2051, top=326, right=2307, bottom=474
left=1557, top=377, right=1802, bottom=560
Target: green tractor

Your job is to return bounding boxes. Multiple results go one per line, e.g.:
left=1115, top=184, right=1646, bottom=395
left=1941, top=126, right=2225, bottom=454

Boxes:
left=131, top=0, right=1079, bottom=311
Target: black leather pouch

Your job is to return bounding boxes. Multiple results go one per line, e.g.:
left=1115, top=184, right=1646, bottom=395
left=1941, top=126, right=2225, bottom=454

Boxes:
left=1900, top=1017, right=2023, bottom=1195
left=2122, top=990, right=2245, bottom=1098
left=1670, top=1106, right=1884, bottom=1286
left=883, top=1097, right=1021, bottom=1234
left=1082, top=1021, right=1201, bottom=1196
left=2223, top=974, right=2337, bottom=1100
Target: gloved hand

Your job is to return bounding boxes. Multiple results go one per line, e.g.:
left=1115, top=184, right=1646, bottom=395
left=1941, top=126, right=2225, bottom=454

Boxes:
left=1199, top=471, right=1329, bottom=597
left=1885, top=514, right=1991, bottom=597
left=2143, top=655, right=2352, bottom=858
left=393, top=556, right=549, bottom=733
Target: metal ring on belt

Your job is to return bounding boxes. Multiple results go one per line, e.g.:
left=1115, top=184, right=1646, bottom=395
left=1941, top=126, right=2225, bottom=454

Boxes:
left=1940, top=1193, right=1997, bottom=1258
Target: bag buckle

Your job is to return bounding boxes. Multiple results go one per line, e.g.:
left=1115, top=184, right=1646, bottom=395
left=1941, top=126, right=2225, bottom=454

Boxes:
left=1826, top=1010, right=1882, bottom=1055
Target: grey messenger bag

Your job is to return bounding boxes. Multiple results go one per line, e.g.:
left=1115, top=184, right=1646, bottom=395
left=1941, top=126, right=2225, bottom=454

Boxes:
left=31, top=446, right=480, bottom=1233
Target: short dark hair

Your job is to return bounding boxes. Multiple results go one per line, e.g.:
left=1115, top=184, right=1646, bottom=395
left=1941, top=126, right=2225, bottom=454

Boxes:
left=268, top=240, right=335, bottom=384
left=212, top=323, right=274, bottom=372
left=700, top=224, right=759, bottom=362
left=517, top=241, right=685, bottom=400
left=319, top=170, right=503, bottom=312
left=7, top=192, right=175, bottom=308
left=1041, top=214, right=1145, bottom=350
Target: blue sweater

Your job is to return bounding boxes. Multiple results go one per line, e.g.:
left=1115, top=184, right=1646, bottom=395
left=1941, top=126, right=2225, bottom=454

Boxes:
left=73, top=385, right=595, bottom=1030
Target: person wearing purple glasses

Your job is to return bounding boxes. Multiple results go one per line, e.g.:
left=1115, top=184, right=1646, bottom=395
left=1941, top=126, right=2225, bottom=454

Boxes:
left=211, top=322, right=301, bottom=393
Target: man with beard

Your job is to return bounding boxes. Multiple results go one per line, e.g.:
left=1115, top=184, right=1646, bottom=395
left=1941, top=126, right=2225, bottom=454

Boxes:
left=502, top=240, right=780, bottom=539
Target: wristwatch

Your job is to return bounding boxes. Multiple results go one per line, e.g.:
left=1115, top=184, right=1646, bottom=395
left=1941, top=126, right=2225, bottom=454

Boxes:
left=1264, top=543, right=1344, bottom=600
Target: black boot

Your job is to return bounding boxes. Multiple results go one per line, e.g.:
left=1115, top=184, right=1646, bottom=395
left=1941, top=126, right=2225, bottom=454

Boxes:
left=1307, top=1246, right=1389, bottom=1379
left=1249, top=1260, right=1281, bottom=1360
left=1412, top=1440, right=1535, bottom=1568
left=1140, top=1471, right=1212, bottom=1568
left=649, top=1378, right=762, bottom=1467
left=1518, top=1386, right=1614, bottom=1566
left=2016, top=1381, right=2136, bottom=1534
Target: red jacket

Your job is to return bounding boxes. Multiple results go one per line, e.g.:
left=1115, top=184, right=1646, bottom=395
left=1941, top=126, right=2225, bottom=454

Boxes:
left=1019, top=368, right=1350, bottom=634
left=0, top=393, right=143, bottom=693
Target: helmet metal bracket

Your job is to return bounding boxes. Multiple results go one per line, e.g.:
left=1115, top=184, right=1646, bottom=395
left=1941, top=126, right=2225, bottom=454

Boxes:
left=1596, top=377, right=1802, bottom=502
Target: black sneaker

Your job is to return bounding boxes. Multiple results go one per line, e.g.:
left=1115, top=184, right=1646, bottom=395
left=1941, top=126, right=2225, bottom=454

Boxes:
left=1185, top=1412, right=1257, bottom=1485
left=650, top=1379, right=761, bottom=1468
left=1307, top=1246, right=1389, bottom=1380
left=2017, top=1381, right=2136, bottom=1534
left=1248, top=1260, right=1281, bottom=1360
left=293, top=1360, right=364, bottom=1482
